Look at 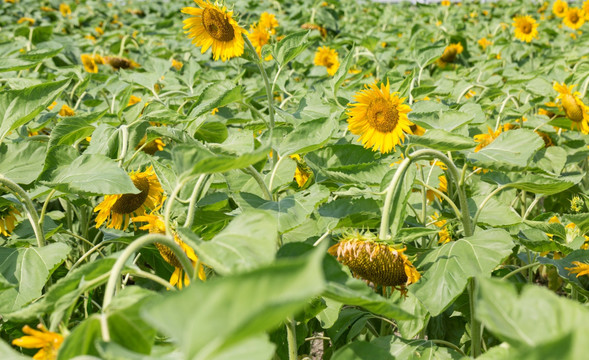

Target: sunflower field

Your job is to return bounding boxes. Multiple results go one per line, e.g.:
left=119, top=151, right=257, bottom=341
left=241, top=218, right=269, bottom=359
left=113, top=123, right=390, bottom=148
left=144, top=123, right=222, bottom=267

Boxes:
left=1, top=0, right=589, bottom=358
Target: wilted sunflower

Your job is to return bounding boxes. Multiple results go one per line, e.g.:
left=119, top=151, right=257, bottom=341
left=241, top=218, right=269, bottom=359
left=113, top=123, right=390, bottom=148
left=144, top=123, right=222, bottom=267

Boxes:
left=347, top=81, right=413, bottom=154
left=94, top=166, right=164, bottom=230
left=103, top=56, right=140, bottom=70
left=553, top=82, right=589, bottom=133
left=182, top=0, right=247, bottom=62
left=512, top=15, right=539, bottom=43
left=12, top=324, right=63, bottom=360
left=553, top=0, right=568, bottom=18
left=474, top=126, right=502, bottom=152
left=132, top=212, right=206, bottom=289
left=80, top=54, right=97, bottom=73
left=328, top=231, right=420, bottom=293
left=437, top=43, right=463, bottom=67
left=0, top=205, right=20, bottom=236
left=301, top=23, right=327, bottom=38
left=563, top=7, right=585, bottom=30
left=314, top=46, right=340, bottom=76
left=565, top=261, right=589, bottom=277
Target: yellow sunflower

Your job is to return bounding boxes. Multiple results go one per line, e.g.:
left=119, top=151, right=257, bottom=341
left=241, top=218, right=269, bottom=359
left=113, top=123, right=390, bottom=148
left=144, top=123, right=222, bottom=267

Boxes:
left=182, top=0, right=247, bottom=62
left=563, top=7, right=585, bottom=30
left=584, top=0, right=589, bottom=19
left=0, top=205, right=20, bottom=236
left=12, top=324, right=63, bottom=360
left=565, top=261, right=589, bottom=277
left=136, top=136, right=166, bottom=155
left=80, top=54, right=98, bottom=73
left=314, top=46, right=340, bottom=76
left=59, top=3, right=71, bottom=17
left=94, top=166, right=164, bottom=230
left=512, top=15, right=539, bottom=42
left=441, top=0, right=450, bottom=6
left=553, top=82, right=589, bottom=133
left=259, top=11, right=279, bottom=34
left=347, top=81, right=413, bottom=154
left=437, top=43, right=463, bottom=67
left=553, top=0, right=568, bottom=18
left=103, top=56, right=140, bottom=70
left=478, top=37, right=492, bottom=50
left=58, top=104, right=75, bottom=117
left=289, top=154, right=313, bottom=188
left=132, top=212, right=206, bottom=289
left=171, top=59, right=183, bottom=71
left=248, top=23, right=272, bottom=60
left=328, top=230, right=420, bottom=294
left=17, top=17, right=35, bottom=25
left=474, top=126, right=502, bottom=152
left=127, top=95, right=141, bottom=107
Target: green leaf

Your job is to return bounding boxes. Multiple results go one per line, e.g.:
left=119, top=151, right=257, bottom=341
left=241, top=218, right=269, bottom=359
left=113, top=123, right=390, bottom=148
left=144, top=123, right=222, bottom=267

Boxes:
left=332, top=341, right=394, bottom=360
left=332, top=45, right=355, bottom=97
left=194, top=122, right=228, bottom=143
left=371, top=336, right=465, bottom=359
left=0, top=79, right=70, bottom=142
left=538, top=250, right=589, bottom=295
left=414, top=43, right=446, bottom=67
left=318, top=197, right=381, bottom=230
left=410, top=229, right=513, bottom=316
left=382, top=165, right=417, bottom=238
left=277, top=117, right=337, bottom=156
left=482, top=172, right=582, bottom=195
left=0, top=243, right=70, bottom=315
left=471, top=195, right=521, bottom=227
left=141, top=246, right=326, bottom=360
left=39, top=152, right=139, bottom=195
left=408, top=129, right=476, bottom=151
left=0, top=140, right=47, bottom=184
left=19, top=42, right=63, bottom=61
left=476, top=277, right=589, bottom=358
left=467, top=129, right=544, bottom=172
left=188, top=81, right=242, bottom=117
left=172, top=143, right=270, bottom=177
left=57, top=315, right=102, bottom=360
left=178, top=210, right=278, bottom=276
left=0, top=58, right=40, bottom=72
left=273, top=30, right=310, bottom=65
left=0, top=338, right=29, bottom=359
left=48, top=110, right=106, bottom=147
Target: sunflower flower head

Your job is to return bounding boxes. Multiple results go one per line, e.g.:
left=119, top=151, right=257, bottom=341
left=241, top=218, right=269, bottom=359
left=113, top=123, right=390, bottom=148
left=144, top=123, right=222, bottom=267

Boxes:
left=58, top=104, right=75, bottom=117
left=565, top=261, right=589, bottom=277
left=171, top=59, right=183, bottom=71
left=512, top=15, right=539, bottom=42
left=136, top=136, right=166, bottom=155
left=328, top=230, right=420, bottom=293
left=259, top=12, right=279, bottom=34
left=570, top=195, right=585, bottom=213
left=132, top=212, right=206, bottom=289
left=289, top=154, right=313, bottom=189
left=474, top=126, right=502, bottom=152
left=478, top=37, right=492, bottom=50
left=0, top=205, right=20, bottom=236
left=564, top=7, right=585, bottom=29
left=438, top=43, right=463, bottom=67
left=128, top=95, right=141, bottom=107
left=347, top=80, right=413, bottom=154
left=314, top=46, right=340, bottom=76
left=553, top=0, right=568, bottom=18
left=59, top=3, right=71, bottom=17
left=12, top=324, right=63, bottom=360
left=553, top=82, right=589, bottom=133
left=94, top=166, right=164, bottom=230
left=103, top=56, right=140, bottom=70
left=182, top=0, right=247, bottom=62
left=81, top=54, right=98, bottom=73
left=17, top=17, right=35, bottom=25
left=248, top=22, right=272, bottom=60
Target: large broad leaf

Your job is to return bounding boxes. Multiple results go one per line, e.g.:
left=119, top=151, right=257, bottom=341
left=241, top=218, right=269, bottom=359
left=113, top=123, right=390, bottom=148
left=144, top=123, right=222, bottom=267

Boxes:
left=381, top=165, right=417, bottom=239
left=481, top=172, right=582, bottom=196
left=188, top=81, right=242, bottom=117
left=172, top=143, right=270, bottom=177
left=0, top=338, right=29, bottom=359
left=277, top=117, right=337, bottom=156
left=0, top=79, right=70, bottom=141
left=0, top=243, right=70, bottom=315
left=410, top=229, right=513, bottom=316
left=48, top=110, right=107, bottom=147
left=318, top=197, right=381, bottom=230
left=332, top=45, right=355, bottom=97
left=538, top=250, right=589, bottom=296
left=409, top=107, right=473, bottom=132
left=476, top=277, right=589, bottom=359
left=235, top=185, right=330, bottom=233
left=470, top=195, right=521, bottom=227
left=39, top=150, right=139, bottom=195
left=178, top=210, right=278, bottom=276
left=0, top=140, right=47, bottom=184
left=0, top=58, right=40, bottom=72
left=141, top=247, right=326, bottom=360
left=372, top=336, right=465, bottom=359
left=408, top=129, right=476, bottom=151
left=467, top=129, right=544, bottom=172
left=414, top=43, right=446, bottom=67
left=57, top=315, right=102, bottom=360
left=273, top=30, right=310, bottom=65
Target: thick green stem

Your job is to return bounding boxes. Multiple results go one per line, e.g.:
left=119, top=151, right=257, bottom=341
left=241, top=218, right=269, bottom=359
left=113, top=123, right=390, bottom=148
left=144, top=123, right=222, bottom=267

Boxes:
left=184, top=174, right=208, bottom=228
left=0, top=174, right=44, bottom=247
left=244, top=166, right=272, bottom=201
left=286, top=317, right=298, bottom=360
left=165, top=177, right=191, bottom=237
left=468, top=278, right=481, bottom=357
left=502, top=262, right=540, bottom=280
left=38, top=189, right=57, bottom=231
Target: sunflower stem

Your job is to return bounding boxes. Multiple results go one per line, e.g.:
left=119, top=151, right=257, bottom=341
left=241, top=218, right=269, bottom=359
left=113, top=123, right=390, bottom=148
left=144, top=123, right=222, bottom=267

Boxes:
left=244, top=165, right=272, bottom=201
left=117, top=125, right=129, bottom=167
left=472, top=185, right=510, bottom=226
left=38, top=189, right=57, bottom=231
left=165, top=177, right=191, bottom=238
left=379, top=157, right=412, bottom=240
left=0, top=174, right=44, bottom=247
left=468, top=278, right=481, bottom=358
left=184, top=174, right=208, bottom=228
left=244, top=36, right=276, bottom=164
left=286, top=317, right=298, bottom=360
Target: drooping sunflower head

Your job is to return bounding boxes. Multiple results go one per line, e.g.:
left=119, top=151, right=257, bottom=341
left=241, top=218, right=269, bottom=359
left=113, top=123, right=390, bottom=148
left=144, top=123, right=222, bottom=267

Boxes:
left=81, top=54, right=98, bottom=73
left=328, top=231, right=420, bottom=291
left=553, top=82, right=589, bottom=133
left=94, top=166, right=164, bottom=230
left=512, top=15, right=539, bottom=42
left=0, top=205, right=20, bottom=237
left=182, top=0, right=247, bottom=62
left=439, top=43, right=463, bottom=65
left=314, top=46, right=340, bottom=76
left=103, top=56, right=140, bottom=70
left=563, top=7, right=585, bottom=30
left=347, top=81, right=413, bottom=154
left=553, top=0, right=568, bottom=18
